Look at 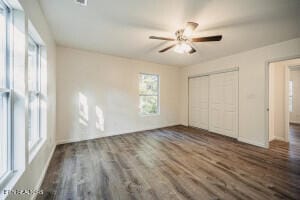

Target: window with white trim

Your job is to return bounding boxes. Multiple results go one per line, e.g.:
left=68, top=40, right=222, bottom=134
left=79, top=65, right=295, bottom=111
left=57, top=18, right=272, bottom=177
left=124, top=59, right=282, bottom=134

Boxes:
left=28, top=36, right=41, bottom=150
left=139, top=73, right=159, bottom=115
left=0, top=0, right=11, bottom=182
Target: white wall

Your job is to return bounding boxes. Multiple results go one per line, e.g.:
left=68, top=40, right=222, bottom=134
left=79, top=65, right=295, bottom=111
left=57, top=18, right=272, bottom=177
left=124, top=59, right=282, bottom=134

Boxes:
left=56, top=46, right=180, bottom=144
left=180, top=38, right=300, bottom=147
left=290, top=69, right=300, bottom=124
left=5, top=0, right=57, bottom=199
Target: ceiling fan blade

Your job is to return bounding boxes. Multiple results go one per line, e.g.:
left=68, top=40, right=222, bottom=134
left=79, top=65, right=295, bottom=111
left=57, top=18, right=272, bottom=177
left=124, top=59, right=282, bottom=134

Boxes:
left=149, top=36, right=175, bottom=41
left=159, top=44, right=176, bottom=53
left=189, top=46, right=196, bottom=54
left=191, top=35, right=222, bottom=42
left=183, top=22, right=199, bottom=36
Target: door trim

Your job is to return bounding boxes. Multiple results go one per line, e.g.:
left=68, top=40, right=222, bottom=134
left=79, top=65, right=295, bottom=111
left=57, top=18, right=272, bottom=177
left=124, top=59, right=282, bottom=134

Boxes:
left=265, top=55, right=300, bottom=148
left=188, top=67, right=239, bottom=79
left=188, top=67, right=239, bottom=139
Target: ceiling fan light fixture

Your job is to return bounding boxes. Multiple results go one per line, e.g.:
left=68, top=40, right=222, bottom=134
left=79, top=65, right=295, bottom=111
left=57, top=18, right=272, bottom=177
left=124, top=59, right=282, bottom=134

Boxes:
left=174, top=42, right=192, bottom=54
left=150, top=21, right=222, bottom=54
left=74, top=0, right=88, bottom=6
left=183, top=28, right=193, bottom=37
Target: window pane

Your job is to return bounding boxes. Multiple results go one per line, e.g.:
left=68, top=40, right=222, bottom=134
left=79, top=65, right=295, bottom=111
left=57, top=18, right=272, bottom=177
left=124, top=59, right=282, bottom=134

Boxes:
left=28, top=37, right=40, bottom=148
left=140, top=95, right=158, bottom=115
left=0, top=3, right=8, bottom=180
left=0, top=94, right=8, bottom=179
left=289, top=97, right=293, bottom=112
left=289, top=81, right=293, bottom=97
left=28, top=93, right=40, bottom=147
left=0, top=8, right=5, bottom=88
left=28, top=38, right=38, bottom=91
left=289, top=81, right=293, bottom=112
left=139, top=74, right=159, bottom=115
left=139, top=74, right=159, bottom=95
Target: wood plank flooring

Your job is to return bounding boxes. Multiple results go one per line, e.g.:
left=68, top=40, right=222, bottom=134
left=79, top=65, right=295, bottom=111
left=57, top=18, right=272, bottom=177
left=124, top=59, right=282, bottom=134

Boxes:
left=290, top=123, right=300, bottom=145
left=37, top=126, right=300, bottom=200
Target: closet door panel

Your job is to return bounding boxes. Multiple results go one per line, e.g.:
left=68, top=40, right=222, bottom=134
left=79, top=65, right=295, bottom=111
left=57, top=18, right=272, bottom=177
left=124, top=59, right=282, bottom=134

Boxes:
left=209, top=71, right=238, bottom=138
left=189, top=76, right=209, bottom=130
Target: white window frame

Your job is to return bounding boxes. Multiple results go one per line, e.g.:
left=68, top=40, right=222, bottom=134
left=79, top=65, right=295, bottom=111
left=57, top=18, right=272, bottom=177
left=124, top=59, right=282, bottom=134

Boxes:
left=139, top=73, right=160, bottom=116
left=289, top=80, right=293, bottom=113
left=0, top=0, right=13, bottom=189
left=27, top=35, right=42, bottom=152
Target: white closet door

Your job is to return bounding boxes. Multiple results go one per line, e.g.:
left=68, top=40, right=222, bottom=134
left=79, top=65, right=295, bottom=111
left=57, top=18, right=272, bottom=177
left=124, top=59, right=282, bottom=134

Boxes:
left=209, top=71, right=238, bottom=138
left=189, top=76, right=209, bottom=130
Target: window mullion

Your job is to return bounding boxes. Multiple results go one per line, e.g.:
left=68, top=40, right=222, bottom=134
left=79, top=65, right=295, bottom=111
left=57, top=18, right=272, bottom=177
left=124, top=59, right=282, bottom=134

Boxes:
left=0, top=88, right=10, bottom=93
left=0, top=0, right=12, bottom=186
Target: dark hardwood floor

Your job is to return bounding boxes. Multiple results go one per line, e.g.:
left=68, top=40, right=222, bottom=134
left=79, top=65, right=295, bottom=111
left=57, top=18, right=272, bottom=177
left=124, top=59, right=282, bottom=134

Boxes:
left=37, top=126, right=300, bottom=200
left=290, top=123, right=300, bottom=145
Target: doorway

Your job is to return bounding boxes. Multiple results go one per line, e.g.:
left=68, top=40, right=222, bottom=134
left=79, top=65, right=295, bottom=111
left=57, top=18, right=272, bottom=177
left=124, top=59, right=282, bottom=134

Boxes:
left=289, top=66, right=300, bottom=145
left=268, top=58, right=300, bottom=146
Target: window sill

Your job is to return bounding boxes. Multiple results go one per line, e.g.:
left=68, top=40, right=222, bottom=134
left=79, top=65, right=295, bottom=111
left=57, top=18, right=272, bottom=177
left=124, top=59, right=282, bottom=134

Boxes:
left=140, top=113, right=160, bottom=117
left=0, top=170, right=24, bottom=200
left=28, top=138, right=46, bottom=164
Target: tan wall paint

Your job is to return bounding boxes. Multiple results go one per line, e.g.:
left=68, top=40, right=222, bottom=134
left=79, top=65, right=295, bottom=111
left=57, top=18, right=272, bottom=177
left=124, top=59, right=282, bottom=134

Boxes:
left=56, top=46, right=180, bottom=144
left=180, top=38, right=300, bottom=147
left=2, top=3, right=300, bottom=198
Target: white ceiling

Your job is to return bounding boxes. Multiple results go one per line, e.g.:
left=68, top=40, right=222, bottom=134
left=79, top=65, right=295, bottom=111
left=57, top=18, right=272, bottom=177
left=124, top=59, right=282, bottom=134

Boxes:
left=39, top=0, right=300, bottom=67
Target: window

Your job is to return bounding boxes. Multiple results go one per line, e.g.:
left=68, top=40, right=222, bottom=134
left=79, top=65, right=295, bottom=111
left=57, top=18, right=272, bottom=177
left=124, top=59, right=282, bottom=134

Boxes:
left=289, top=81, right=293, bottom=112
left=0, top=0, right=11, bottom=182
left=28, top=36, right=41, bottom=150
left=139, top=73, right=159, bottom=115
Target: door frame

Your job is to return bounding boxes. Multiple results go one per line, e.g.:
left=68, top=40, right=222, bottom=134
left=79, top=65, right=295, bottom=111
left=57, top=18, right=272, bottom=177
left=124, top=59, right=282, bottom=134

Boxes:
left=188, top=67, right=239, bottom=138
left=265, top=55, right=300, bottom=148
left=288, top=65, right=300, bottom=138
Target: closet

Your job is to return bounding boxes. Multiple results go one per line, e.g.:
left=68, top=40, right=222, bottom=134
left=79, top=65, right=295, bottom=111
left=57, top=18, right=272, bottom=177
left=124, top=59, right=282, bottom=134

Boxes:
left=189, top=70, right=238, bottom=138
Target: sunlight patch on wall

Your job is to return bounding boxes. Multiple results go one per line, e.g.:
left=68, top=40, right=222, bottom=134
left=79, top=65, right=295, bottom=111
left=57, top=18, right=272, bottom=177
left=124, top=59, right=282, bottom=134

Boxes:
left=79, top=92, right=88, bottom=126
left=95, top=106, right=104, bottom=131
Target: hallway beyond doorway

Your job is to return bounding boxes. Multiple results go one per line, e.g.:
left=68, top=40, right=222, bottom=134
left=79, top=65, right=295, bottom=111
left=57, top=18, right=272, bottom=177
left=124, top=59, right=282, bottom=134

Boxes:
left=290, top=123, right=300, bottom=145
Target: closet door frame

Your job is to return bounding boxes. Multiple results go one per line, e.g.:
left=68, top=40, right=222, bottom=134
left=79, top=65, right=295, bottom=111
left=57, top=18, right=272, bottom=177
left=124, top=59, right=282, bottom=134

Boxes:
left=188, top=67, right=239, bottom=138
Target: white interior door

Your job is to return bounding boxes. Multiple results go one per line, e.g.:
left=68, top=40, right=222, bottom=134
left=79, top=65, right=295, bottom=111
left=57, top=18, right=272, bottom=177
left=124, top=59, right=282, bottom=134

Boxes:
left=189, top=76, right=209, bottom=130
left=209, top=71, right=238, bottom=138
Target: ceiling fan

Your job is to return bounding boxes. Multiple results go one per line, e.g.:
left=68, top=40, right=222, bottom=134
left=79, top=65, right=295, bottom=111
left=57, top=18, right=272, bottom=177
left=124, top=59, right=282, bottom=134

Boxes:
left=149, top=22, right=222, bottom=54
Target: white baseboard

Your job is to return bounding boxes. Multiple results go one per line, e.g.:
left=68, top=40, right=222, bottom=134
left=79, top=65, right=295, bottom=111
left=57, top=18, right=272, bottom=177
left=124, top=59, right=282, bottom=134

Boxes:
left=56, top=137, right=90, bottom=145
left=56, top=124, right=180, bottom=145
left=238, top=137, right=266, bottom=148
left=269, top=135, right=286, bottom=142
left=57, top=125, right=269, bottom=149
left=290, top=121, right=300, bottom=125
left=269, top=135, right=275, bottom=142
left=31, top=145, right=56, bottom=200
left=273, top=136, right=286, bottom=142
